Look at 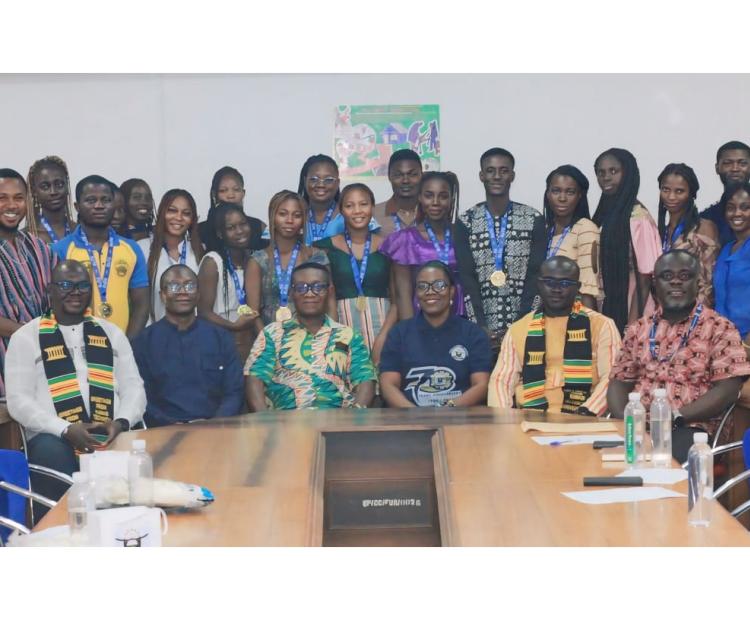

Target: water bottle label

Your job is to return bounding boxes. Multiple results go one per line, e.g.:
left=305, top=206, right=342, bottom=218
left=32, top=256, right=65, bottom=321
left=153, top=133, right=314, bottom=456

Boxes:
left=625, top=415, right=635, bottom=464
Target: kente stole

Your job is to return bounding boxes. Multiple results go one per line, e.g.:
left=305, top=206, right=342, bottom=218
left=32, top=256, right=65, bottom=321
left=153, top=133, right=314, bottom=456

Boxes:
left=520, top=300, right=593, bottom=413
left=38, top=310, right=115, bottom=424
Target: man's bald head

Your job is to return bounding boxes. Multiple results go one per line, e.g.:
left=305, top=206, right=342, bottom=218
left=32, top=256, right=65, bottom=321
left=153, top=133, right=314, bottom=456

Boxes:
left=539, top=255, right=580, bottom=280
left=52, top=259, right=89, bottom=281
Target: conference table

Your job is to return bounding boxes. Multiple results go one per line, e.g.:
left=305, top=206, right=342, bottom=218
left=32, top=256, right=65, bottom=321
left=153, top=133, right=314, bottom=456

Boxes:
left=36, top=407, right=750, bottom=546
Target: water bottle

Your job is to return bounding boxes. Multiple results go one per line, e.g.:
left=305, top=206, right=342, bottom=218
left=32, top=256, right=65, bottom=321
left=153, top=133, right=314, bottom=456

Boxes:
left=687, top=432, right=713, bottom=527
left=68, top=471, right=95, bottom=543
left=128, top=439, right=154, bottom=507
left=624, top=392, right=646, bottom=467
left=650, top=388, right=672, bottom=468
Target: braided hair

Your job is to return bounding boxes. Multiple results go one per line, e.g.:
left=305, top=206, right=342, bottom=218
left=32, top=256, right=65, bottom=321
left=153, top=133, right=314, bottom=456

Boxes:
left=212, top=202, right=247, bottom=318
left=26, top=155, right=74, bottom=237
left=592, top=148, right=641, bottom=333
left=416, top=171, right=460, bottom=224
left=656, top=163, right=700, bottom=245
left=120, top=178, right=155, bottom=232
left=297, top=154, right=341, bottom=205
left=543, top=164, right=591, bottom=227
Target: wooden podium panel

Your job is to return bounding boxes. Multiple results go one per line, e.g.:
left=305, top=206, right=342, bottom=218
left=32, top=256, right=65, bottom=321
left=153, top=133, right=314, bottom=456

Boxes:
left=33, top=408, right=750, bottom=546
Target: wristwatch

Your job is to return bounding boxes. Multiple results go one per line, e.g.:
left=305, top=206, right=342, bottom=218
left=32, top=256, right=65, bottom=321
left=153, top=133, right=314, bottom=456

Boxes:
left=444, top=400, right=456, bottom=408
left=672, top=409, right=685, bottom=429
left=115, top=418, right=130, bottom=432
left=576, top=406, right=596, bottom=417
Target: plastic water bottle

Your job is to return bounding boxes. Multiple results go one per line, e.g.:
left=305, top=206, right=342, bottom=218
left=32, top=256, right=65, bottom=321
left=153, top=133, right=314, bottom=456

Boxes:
left=128, top=439, right=154, bottom=507
left=68, top=471, right=95, bottom=543
left=650, top=388, right=672, bottom=468
left=687, top=432, right=713, bottom=527
left=624, top=392, right=646, bottom=467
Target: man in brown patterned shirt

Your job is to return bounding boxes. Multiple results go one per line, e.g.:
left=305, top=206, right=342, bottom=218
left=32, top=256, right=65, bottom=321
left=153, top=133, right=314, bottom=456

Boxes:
left=608, top=250, right=750, bottom=460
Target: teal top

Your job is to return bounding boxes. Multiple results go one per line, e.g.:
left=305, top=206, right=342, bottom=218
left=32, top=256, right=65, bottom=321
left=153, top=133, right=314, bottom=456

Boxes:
left=314, top=236, right=391, bottom=299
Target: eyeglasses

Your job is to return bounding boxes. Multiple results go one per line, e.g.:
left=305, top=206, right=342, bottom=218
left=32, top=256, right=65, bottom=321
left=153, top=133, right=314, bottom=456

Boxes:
left=53, top=280, right=92, bottom=293
left=291, top=282, right=329, bottom=295
left=307, top=176, right=338, bottom=187
left=164, top=281, right=198, bottom=294
left=415, top=279, right=449, bottom=294
left=657, top=270, right=696, bottom=283
left=538, top=277, right=579, bottom=290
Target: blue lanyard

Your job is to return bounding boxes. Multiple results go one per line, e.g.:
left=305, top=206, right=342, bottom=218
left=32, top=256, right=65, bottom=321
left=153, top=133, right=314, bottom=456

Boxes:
left=546, top=224, right=572, bottom=258
left=649, top=303, right=703, bottom=362
left=273, top=241, right=301, bottom=307
left=164, top=239, right=188, bottom=265
left=392, top=214, right=402, bottom=232
left=485, top=204, right=511, bottom=271
left=344, top=230, right=372, bottom=297
left=226, top=253, right=247, bottom=305
left=39, top=215, right=70, bottom=244
left=79, top=227, right=115, bottom=304
left=424, top=221, right=451, bottom=265
left=662, top=221, right=686, bottom=253
left=308, top=202, right=336, bottom=242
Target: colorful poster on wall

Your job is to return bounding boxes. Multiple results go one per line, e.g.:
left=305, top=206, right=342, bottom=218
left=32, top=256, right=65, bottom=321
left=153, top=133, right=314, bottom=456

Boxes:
left=334, top=104, right=440, bottom=178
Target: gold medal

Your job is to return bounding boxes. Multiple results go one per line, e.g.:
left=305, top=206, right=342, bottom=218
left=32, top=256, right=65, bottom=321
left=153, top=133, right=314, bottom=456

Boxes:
left=237, top=304, right=255, bottom=317
left=99, top=302, right=113, bottom=318
left=276, top=306, right=292, bottom=322
left=490, top=270, right=507, bottom=287
left=356, top=296, right=366, bottom=312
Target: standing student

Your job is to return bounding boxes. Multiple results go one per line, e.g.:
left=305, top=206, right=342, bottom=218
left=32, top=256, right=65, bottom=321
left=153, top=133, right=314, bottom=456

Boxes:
left=542, top=164, right=601, bottom=309
left=197, top=202, right=259, bottom=361
left=140, top=189, right=204, bottom=322
left=120, top=178, right=155, bottom=242
left=53, top=174, right=150, bottom=338
left=199, top=166, right=267, bottom=253
left=371, top=149, right=423, bottom=237
left=593, top=147, right=661, bottom=334
left=26, top=155, right=75, bottom=245
left=298, top=154, right=379, bottom=245
left=315, top=183, right=397, bottom=361
left=111, top=187, right=127, bottom=235
left=380, top=171, right=465, bottom=319
left=454, top=147, right=546, bottom=353
left=245, top=190, right=332, bottom=330
left=657, top=163, right=718, bottom=306
left=0, top=168, right=56, bottom=398
left=700, top=140, right=750, bottom=247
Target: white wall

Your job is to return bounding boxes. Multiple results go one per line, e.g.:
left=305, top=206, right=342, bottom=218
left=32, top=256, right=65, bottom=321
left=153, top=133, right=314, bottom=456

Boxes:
left=3, top=74, right=748, bottom=222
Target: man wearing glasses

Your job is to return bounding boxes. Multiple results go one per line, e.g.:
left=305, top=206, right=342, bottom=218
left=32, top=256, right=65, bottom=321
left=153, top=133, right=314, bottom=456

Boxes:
left=132, top=264, right=244, bottom=427
left=244, top=262, right=376, bottom=411
left=608, top=250, right=750, bottom=459
left=5, top=260, right=145, bottom=509
left=488, top=256, right=620, bottom=416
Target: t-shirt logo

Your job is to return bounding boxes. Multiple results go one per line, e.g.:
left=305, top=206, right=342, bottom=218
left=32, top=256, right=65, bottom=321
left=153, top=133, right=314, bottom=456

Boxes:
left=449, top=345, right=468, bottom=361
left=115, top=260, right=129, bottom=277
left=405, top=366, right=461, bottom=407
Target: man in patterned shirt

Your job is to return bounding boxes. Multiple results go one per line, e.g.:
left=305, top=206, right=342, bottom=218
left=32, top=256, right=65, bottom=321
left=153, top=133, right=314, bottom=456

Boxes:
left=608, top=250, right=750, bottom=460
left=244, top=262, right=376, bottom=410
left=455, top=147, right=546, bottom=355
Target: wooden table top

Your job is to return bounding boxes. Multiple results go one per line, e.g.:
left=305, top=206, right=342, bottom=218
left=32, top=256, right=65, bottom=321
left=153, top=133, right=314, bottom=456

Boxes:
left=35, top=407, right=750, bottom=546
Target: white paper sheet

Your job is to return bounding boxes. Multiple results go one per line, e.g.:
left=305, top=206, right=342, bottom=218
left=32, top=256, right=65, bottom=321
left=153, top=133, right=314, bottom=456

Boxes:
left=521, top=421, right=619, bottom=434
left=562, top=486, right=686, bottom=505
left=615, top=468, right=688, bottom=485
left=531, top=434, right=623, bottom=446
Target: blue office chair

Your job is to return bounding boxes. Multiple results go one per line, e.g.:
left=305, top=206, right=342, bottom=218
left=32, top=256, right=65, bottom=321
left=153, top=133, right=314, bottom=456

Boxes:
left=712, top=427, right=750, bottom=519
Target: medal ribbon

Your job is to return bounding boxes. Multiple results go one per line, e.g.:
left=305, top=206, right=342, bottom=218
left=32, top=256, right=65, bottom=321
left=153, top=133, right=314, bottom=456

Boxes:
left=662, top=220, right=686, bottom=253
left=392, top=214, right=402, bottom=232
left=649, top=303, right=703, bottom=363
left=79, top=226, right=115, bottom=307
left=164, top=239, right=188, bottom=265
left=546, top=225, right=572, bottom=258
left=344, top=230, right=371, bottom=298
left=226, top=253, right=248, bottom=305
left=40, top=215, right=71, bottom=244
left=485, top=204, right=511, bottom=271
left=274, top=241, right=301, bottom=307
left=308, top=202, right=336, bottom=242
left=424, top=221, right=452, bottom=265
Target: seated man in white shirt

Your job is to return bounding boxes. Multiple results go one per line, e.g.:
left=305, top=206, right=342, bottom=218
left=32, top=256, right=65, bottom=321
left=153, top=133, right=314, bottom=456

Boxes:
left=5, top=260, right=145, bottom=513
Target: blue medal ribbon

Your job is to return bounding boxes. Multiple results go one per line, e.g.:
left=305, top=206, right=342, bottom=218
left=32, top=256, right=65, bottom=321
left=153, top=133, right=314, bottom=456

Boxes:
left=308, top=202, right=336, bottom=242
left=546, top=224, right=572, bottom=258
left=39, top=215, right=70, bottom=244
left=485, top=204, right=511, bottom=271
left=344, top=230, right=372, bottom=297
left=391, top=214, right=402, bottom=232
left=79, top=226, right=115, bottom=306
left=649, top=303, right=703, bottom=363
left=662, top=221, right=686, bottom=253
left=273, top=241, right=301, bottom=307
left=424, top=221, right=452, bottom=265
left=164, top=239, right=188, bottom=265
left=226, top=253, right=248, bottom=306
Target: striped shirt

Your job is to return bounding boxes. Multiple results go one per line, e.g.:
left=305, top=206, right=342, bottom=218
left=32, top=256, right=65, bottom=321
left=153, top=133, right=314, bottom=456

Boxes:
left=488, top=307, right=621, bottom=415
left=547, top=218, right=601, bottom=299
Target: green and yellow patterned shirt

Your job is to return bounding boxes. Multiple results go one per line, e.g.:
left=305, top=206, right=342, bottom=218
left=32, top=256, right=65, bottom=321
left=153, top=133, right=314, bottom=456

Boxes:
left=244, top=316, right=376, bottom=410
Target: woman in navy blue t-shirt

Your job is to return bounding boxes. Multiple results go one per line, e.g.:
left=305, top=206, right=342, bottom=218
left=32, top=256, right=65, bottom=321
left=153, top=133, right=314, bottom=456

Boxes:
left=379, top=261, right=492, bottom=408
